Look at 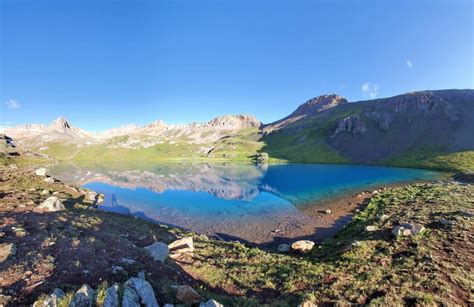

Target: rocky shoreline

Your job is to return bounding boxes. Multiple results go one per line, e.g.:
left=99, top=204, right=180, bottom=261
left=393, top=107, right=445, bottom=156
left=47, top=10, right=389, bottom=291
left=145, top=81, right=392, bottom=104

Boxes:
left=1, top=166, right=473, bottom=306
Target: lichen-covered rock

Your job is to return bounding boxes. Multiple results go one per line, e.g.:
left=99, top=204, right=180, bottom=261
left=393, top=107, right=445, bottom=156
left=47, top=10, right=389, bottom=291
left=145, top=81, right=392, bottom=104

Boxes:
left=176, top=285, right=203, bottom=304
left=69, top=284, right=93, bottom=307
left=103, top=284, right=119, bottom=307
left=144, top=242, right=169, bottom=262
left=34, top=288, right=65, bottom=307
left=291, top=240, right=315, bottom=253
left=35, top=196, right=65, bottom=212
left=125, top=277, right=159, bottom=307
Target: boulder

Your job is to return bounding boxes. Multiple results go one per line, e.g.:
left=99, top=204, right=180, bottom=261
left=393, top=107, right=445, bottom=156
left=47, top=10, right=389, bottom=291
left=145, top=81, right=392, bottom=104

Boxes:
left=125, top=277, right=159, bottom=307
left=144, top=242, right=169, bottom=262
left=176, top=285, right=203, bottom=304
left=122, top=286, right=140, bottom=307
left=291, top=240, right=315, bottom=253
left=200, top=299, right=224, bottom=307
left=277, top=244, right=290, bottom=252
left=169, top=237, right=194, bottom=258
left=36, top=196, right=65, bottom=212
left=35, top=168, right=48, bottom=177
left=41, top=189, right=50, bottom=195
left=298, top=300, right=317, bottom=307
left=69, top=284, right=94, bottom=307
left=392, top=222, right=425, bottom=238
left=34, top=288, right=65, bottom=307
left=365, top=225, right=377, bottom=232
left=103, top=284, right=119, bottom=307
left=44, top=177, right=55, bottom=183
left=0, top=243, right=16, bottom=263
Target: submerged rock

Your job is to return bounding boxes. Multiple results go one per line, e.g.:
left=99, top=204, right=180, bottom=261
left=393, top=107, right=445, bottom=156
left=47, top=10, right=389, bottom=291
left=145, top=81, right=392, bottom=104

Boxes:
left=176, top=285, right=203, bottom=304
left=70, top=284, right=93, bottom=307
left=144, top=242, right=169, bottom=262
left=291, top=240, right=315, bottom=253
left=36, top=196, right=65, bottom=212
left=125, top=277, right=159, bottom=307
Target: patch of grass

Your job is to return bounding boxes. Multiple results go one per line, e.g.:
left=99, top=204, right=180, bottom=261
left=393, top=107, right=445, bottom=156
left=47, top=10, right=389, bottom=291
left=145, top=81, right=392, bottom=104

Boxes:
left=383, top=148, right=474, bottom=172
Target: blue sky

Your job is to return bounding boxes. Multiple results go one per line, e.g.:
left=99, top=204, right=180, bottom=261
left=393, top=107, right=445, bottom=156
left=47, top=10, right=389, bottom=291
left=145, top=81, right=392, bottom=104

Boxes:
left=1, top=0, right=473, bottom=131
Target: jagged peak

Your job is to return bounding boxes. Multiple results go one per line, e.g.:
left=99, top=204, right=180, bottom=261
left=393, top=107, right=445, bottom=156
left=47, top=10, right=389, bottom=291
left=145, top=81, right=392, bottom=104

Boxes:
left=146, top=120, right=167, bottom=128
left=51, top=116, right=71, bottom=130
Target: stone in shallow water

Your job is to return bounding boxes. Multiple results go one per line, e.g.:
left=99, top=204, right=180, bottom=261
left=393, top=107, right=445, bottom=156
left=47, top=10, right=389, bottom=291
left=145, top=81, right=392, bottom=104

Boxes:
left=144, top=242, right=169, bottom=262
left=291, top=240, right=315, bottom=253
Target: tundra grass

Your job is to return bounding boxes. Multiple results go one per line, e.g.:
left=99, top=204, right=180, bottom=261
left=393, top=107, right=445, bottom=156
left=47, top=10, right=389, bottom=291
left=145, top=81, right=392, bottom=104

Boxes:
left=2, top=165, right=472, bottom=305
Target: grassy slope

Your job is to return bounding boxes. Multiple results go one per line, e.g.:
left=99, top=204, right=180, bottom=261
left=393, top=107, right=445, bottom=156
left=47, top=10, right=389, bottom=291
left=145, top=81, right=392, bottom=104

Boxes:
left=2, top=166, right=472, bottom=305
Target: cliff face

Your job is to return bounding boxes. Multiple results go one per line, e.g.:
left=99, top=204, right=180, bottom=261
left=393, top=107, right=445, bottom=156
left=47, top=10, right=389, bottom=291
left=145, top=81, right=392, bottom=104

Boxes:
left=262, top=89, right=474, bottom=165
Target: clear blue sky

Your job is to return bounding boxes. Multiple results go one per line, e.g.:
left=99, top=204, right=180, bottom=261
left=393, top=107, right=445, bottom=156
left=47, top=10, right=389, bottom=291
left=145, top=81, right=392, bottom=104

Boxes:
left=1, top=0, right=473, bottom=131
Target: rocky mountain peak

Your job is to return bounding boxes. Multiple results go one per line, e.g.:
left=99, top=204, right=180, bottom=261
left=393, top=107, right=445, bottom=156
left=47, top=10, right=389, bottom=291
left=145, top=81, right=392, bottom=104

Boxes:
left=51, top=117, right=71, bottom=131
left=291, top=94, right=348, bottom=117
left=146, top=120, right=167, bottom=128
left=204, top=114, right=261, bottom=129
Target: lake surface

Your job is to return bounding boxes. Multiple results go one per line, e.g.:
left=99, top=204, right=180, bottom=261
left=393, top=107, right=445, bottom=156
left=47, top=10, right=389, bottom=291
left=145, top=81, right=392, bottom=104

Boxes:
left=49, top=163, right=441, bottom=245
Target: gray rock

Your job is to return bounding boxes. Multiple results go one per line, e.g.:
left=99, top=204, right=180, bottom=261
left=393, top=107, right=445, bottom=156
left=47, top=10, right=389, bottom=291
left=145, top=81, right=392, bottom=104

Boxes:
left=163, top=305, right=174, bottom=307
left=331, top=115, right=367, bottom=138
left=35, top=168, right=48, bottom=176
left=112, top=266, right=124, bottom=273
left=36, top=196, right=65, bottom=212
left=103, top=283, right=119, bottom=307
left=125, top=277, right=159, bottom=307
left=144, top=242, right=169, bottom=262
left=200, top=299, right=223, bottom=307
left=277, top=244, right=290, bottom=252
left=122, top=286, right=140, bottom=307
left=34, top=288, right=65, bottom=307
left=121, top=257, right=136, bottom=265
left=69, top=284, right=93, bottom=307
left=137, top=271, right=146, bottom=280
left=169, top=237, right=194, bottom=258
left=43, top=177, right=55, bottom=183
left=365, top=225, right=377, bottom=232
left=291, top=240, right=315, bottom=253
left=0, top=243, right=16, bottom=263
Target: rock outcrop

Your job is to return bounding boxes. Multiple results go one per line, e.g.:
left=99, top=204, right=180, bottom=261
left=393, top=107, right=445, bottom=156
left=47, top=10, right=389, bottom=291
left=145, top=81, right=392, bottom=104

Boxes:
left=35, top=196, right=65, bottom=212
left=331, top=116, right=367, bottom=138
left=291, top=240, right=315, bottom=253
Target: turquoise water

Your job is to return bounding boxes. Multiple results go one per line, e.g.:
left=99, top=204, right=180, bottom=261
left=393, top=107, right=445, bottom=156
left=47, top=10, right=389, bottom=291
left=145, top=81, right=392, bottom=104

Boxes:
left=51, top=163, right=441, bottom=243
left=50, top=163, right=440, bottom=242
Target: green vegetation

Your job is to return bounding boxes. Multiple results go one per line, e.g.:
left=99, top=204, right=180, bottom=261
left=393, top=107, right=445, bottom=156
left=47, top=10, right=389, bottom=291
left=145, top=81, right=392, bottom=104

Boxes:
left=384, top=148, right=474, bottom=172
left=2, top=165, right=472, bottom=305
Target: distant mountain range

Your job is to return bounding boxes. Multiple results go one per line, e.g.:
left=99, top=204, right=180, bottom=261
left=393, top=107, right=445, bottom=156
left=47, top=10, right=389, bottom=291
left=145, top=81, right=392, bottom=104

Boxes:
left=2, top=89, right=473, bottom=171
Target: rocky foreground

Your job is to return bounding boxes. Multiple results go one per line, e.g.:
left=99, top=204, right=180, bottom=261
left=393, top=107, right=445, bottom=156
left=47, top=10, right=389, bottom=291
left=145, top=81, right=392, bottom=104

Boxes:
left=0, top=167, right=473, bottom=306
